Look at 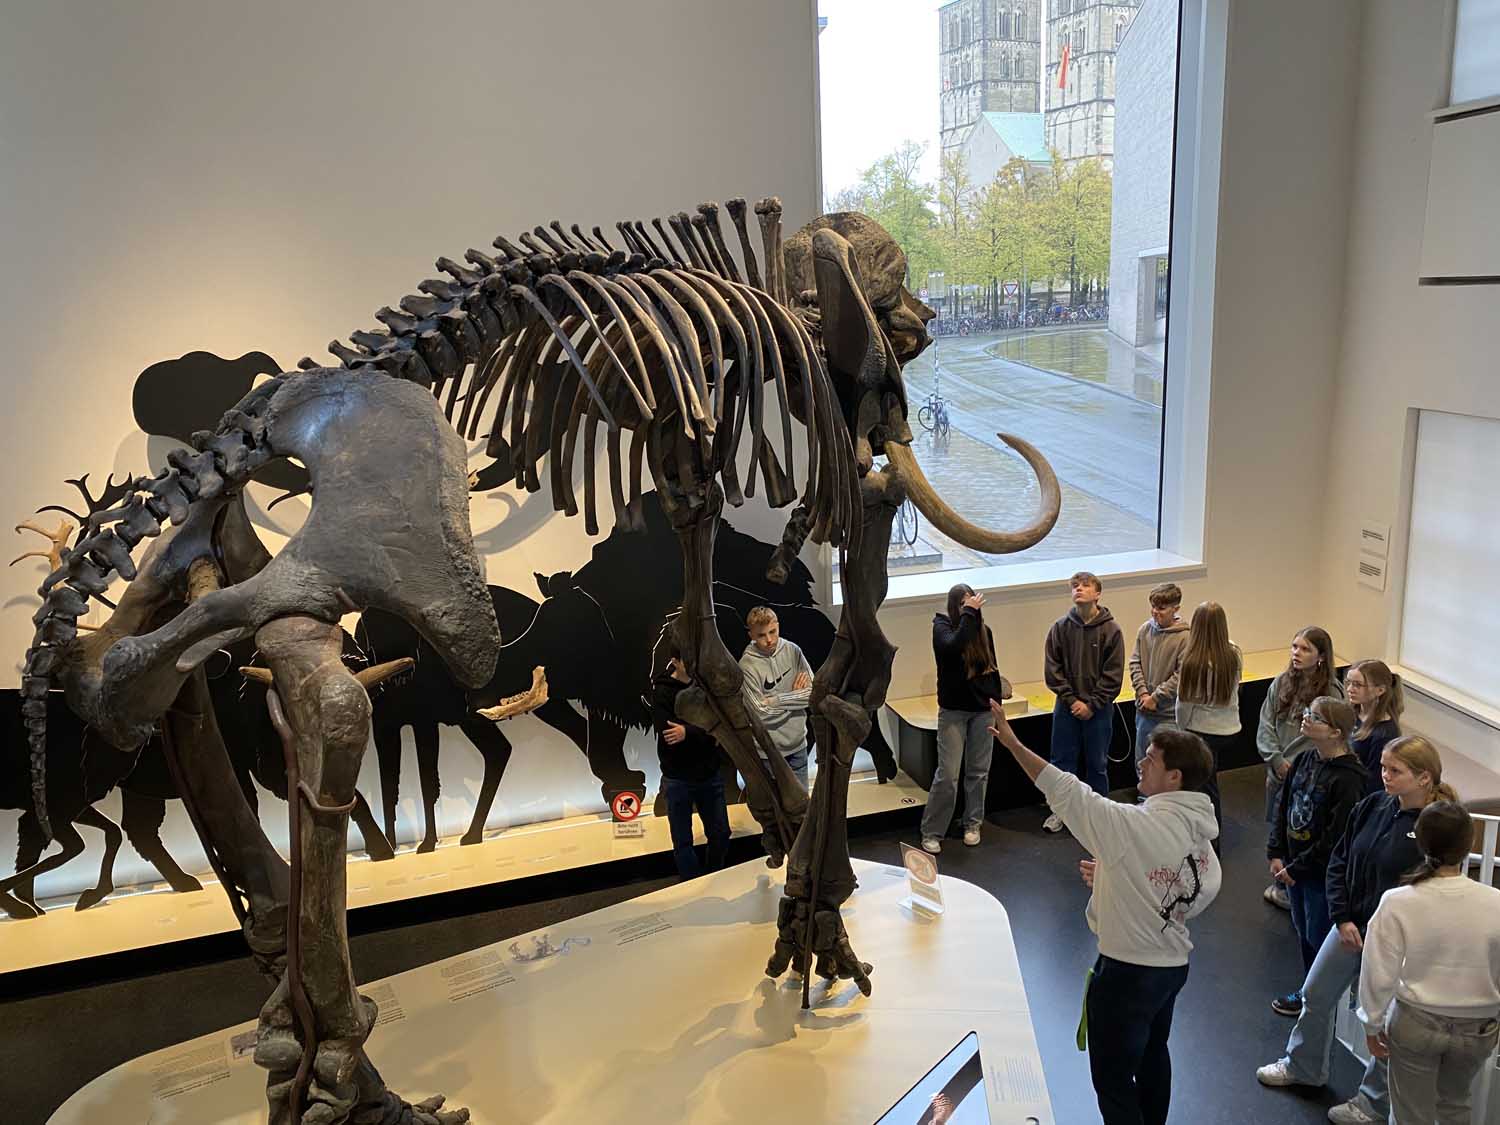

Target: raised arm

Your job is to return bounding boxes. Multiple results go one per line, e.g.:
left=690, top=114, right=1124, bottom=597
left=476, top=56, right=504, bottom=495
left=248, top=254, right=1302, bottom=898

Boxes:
left=988, top=701, right=1129, bottom=861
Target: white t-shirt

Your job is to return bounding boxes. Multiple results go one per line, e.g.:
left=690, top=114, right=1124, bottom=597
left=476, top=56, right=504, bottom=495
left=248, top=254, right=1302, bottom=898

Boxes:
left=1358, top=875, right=1500, bottom=1031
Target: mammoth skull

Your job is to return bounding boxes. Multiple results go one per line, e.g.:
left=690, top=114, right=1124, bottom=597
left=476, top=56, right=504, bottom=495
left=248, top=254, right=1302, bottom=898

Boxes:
left=787, top=213, right=1061, bottom=554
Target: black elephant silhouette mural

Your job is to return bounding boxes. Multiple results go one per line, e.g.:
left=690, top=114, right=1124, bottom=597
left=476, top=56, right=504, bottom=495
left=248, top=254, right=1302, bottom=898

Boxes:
left=1, top=349, right=895, bottom=916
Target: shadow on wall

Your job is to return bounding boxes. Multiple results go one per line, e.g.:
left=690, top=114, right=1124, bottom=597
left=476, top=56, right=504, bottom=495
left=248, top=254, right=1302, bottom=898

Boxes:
left=0, top=350, right=896, bottom=918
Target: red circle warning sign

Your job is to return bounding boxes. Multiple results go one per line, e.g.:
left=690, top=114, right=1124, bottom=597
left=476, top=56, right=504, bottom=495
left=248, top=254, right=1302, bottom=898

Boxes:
left=611, top=791, right=642, bottom=822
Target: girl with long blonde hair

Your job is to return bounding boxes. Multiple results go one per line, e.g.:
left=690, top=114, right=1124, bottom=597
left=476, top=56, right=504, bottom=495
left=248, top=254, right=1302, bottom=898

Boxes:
left=1173, top=602, right=1242, bottom=846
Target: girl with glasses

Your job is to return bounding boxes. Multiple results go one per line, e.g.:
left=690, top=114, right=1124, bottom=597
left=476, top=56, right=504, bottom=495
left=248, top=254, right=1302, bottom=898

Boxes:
left=1258, top=626, right=1344, bottom=909
left=1345, top=660, right=1405, bottom=797
left=1266, top=696, right=1366, bottom=1017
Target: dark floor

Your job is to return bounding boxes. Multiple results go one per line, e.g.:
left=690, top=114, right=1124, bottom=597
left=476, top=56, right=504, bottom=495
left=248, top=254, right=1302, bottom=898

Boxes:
left=5, top=766, right=1360, bottom=1124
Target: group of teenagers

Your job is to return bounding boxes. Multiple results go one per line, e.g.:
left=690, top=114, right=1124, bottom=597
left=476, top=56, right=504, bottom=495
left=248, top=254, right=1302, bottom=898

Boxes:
left=921, top=573, right=1500, bottom=1125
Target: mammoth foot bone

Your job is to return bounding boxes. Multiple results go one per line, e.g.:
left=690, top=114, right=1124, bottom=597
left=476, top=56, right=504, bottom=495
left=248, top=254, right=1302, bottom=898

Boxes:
left=257, top=991, right=469, bottom=1125
left=352, top=1091, right=470, bottom=1125
left=765, top=897, right=872, bottom=997
left=476, top=665, right=548, bottom=721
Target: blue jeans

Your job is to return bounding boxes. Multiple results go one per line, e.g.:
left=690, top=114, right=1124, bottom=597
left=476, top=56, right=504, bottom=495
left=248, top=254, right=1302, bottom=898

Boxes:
left=1133, top=711, right=1175, bottom=763
left=920, top=709, right=994, bottom=839
left=1282, top=925, right=1389, bottom=1116
left=662, top=774, right=730, bottom=879
left=1086, top=955, right=1190, bottom=1125
left=784, top=745, right=809, bottom=791
left=1053, top=700, right=1114, bottom=795
left=1287, top=875, right=1331, bottom=973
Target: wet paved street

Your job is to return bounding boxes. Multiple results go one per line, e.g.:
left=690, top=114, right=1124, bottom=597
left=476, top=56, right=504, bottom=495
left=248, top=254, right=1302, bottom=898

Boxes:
left=890, top=327, right=1164, bottom=570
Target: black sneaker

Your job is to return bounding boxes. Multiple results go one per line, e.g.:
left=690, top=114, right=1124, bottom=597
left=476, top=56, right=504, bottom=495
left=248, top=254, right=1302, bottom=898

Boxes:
left=1271, top=991, right=1303, bottom=1017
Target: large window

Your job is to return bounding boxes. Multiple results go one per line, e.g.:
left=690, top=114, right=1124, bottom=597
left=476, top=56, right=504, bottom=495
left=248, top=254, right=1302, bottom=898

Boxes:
left=819, top=0, right=1180, bottom=579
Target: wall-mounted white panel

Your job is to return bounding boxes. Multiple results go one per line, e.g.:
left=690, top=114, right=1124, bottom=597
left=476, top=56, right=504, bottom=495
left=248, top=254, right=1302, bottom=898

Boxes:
left=1399, top=411, right=1500, bottom=713
left=1419, top=109, right=1500, bottom=280
left=1452, top=0, right=1500, bottom=105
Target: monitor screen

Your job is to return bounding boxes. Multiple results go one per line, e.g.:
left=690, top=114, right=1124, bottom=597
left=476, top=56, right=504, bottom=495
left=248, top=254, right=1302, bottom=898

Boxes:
left=875, top=1031, right=990, bottom=1124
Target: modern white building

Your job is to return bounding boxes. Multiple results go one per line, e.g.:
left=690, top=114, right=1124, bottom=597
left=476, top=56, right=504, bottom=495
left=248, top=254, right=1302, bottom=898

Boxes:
left=1107, top=0, right=1176, bottom=347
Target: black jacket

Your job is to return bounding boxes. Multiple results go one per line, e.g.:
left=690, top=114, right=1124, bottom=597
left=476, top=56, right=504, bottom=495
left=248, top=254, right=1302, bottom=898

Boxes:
left=1044, top=606, right=1125, bottom=713
left=933, top=608, right=1002, bottom=712
left=1268, top=749, right=1368, bottom=882
left=1350, top=719, right=1400, bottom=797
left=649, top=672, right=722, bottom=782
left=1325, top=792, right=1424, bottom=931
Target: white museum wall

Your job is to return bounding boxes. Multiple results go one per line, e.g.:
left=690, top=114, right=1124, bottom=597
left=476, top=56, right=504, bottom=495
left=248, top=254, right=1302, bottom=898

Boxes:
left=1317, top=0, right=1500, bottom=768
left=883, top=0, right=1362, bottom=702
left=0, top=0, right=820, bottom=898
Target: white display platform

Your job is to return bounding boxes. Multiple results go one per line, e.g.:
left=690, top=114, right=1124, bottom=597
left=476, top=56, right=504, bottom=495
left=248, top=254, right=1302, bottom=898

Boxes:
left=52, top=858, right=1052, bottom=1124
left=4, top=768, right=928, bottom=974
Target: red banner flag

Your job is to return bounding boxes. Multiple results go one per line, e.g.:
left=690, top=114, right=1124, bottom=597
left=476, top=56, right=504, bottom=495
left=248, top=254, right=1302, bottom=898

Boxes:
left=1058, top=42, right=1071, bottom=89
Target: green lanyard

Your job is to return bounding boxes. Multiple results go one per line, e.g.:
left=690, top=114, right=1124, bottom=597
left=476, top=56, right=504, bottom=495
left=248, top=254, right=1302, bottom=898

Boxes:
left=1077, top=965, right=1094, bottom=1051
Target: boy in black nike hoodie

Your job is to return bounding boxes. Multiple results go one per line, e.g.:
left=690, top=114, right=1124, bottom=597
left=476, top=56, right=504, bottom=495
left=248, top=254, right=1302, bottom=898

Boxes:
left=1043, top=571, right=1125, bottom=831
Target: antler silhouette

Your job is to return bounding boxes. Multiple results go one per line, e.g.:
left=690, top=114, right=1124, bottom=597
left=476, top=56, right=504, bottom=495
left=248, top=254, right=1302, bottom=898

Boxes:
left=34, top=473, right=134, bottom=525
left=10, top=519, right=74, bottom=570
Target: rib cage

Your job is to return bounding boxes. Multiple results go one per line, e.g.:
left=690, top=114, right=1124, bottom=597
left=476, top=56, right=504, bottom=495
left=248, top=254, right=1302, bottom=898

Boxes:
left=320, top=197, right=860, bottom=549
left=19, top=196, right=860, bottom=841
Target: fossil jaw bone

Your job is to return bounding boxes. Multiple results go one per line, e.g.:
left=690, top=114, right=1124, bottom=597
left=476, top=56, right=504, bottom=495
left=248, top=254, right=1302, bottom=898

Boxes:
left=476, top=666, right=548, bottom=722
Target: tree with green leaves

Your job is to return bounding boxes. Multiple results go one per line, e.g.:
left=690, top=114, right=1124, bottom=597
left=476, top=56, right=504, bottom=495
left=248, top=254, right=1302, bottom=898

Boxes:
left=825, top=140, right=941, bottom=289
left=1044, top=157, right=1112, bottom=304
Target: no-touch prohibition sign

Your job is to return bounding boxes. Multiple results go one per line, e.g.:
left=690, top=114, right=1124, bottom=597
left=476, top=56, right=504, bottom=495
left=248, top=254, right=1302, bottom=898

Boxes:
left=610, top=790, right=642, bottom=822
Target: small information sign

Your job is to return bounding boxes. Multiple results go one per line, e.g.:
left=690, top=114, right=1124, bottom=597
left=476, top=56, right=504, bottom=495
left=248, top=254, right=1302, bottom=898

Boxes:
left=899, top=842, right=945, bottom=915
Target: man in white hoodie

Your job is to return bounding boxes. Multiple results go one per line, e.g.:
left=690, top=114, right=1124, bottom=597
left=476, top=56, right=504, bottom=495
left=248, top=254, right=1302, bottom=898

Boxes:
left=988, top=704, right=1222, bottom=1125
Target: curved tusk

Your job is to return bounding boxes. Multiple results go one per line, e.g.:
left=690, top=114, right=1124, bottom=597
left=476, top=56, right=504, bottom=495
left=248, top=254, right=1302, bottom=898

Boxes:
left=886, top=433, right=1060, bottom=554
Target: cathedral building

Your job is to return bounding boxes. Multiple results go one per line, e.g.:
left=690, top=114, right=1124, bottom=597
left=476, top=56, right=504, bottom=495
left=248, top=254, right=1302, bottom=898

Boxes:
left=938, top=0, right=1045, bottom=156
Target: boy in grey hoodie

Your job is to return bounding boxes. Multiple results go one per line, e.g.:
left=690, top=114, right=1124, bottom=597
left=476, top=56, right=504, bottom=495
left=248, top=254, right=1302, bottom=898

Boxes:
left=988, top=708, right=1221, bottom=1125
left=1129, top=582, right=1190, bottom=764
left=1043, top=572, right=1126, bottom=830
left=740, top=606, right=814, bottom=790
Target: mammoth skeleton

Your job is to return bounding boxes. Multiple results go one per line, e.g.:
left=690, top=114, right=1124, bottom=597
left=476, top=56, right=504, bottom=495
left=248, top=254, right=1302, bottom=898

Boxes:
left=19, top=198, right=1058, bottom=1124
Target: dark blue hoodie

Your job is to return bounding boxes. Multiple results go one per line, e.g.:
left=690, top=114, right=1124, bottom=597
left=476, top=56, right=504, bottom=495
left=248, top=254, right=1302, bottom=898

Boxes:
left=1325, top=792, right=1424, bottom=931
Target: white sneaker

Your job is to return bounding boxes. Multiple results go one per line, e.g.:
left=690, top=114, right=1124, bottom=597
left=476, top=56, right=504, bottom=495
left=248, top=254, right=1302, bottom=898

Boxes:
left=1254, top=1060, right=1301, bottom=1088
left=1327, top=1100, right=1379, bottom=1124
left=1264, top=883, right=1291, bottom=910
left=963, top=826, right=981, bottom=847
left=921, top=837, right=942, bottom=854
left=1042, top=813, right=1065, bottom=834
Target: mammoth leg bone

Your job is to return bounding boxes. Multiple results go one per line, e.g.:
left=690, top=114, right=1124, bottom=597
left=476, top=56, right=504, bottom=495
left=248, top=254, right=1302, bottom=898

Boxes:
left=253, top=614, right=468, bottom=1125
left=668, top=482, right=808, bottom=866
left=161, top=666, right=292, bottom=980
left=767, top=465, right=902, bottom=1003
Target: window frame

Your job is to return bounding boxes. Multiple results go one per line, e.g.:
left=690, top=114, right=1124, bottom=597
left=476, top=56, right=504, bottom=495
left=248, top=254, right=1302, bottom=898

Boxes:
left=811, top=0, right=1226, bottom=609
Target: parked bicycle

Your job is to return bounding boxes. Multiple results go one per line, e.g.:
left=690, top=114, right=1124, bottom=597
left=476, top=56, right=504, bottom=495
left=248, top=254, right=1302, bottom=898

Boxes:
left=890, top=498, right=919, bottom=548
left=916, top=386, right=951, bottom=444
